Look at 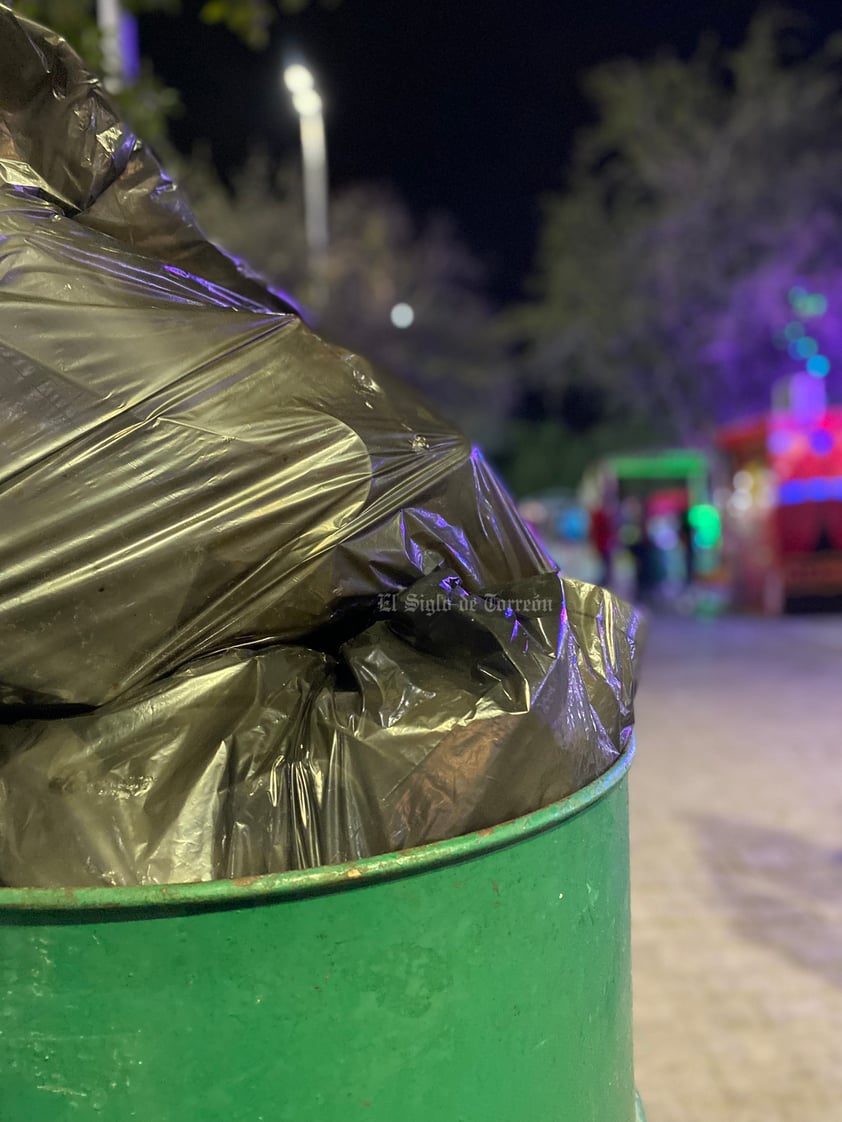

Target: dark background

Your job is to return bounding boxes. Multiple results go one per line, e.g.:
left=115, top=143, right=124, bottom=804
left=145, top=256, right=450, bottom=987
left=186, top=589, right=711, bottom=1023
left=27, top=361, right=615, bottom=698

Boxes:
left=140, top=1, right=841, bottom=301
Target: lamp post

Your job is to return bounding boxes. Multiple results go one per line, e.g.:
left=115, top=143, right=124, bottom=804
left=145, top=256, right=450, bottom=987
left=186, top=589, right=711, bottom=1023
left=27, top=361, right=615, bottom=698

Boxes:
left=96, top=0, right=139, bottom=92
left=283, top=62, right=329, bottom=307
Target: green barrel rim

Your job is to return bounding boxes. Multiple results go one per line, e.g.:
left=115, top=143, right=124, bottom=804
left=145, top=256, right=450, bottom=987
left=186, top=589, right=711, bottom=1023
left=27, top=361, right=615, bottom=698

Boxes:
left=0, top=737, right=635, bottom=912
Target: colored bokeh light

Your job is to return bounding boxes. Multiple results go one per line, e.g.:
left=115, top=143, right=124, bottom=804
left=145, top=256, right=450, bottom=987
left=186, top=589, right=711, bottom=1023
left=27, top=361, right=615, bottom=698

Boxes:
left=767, top=430, right=794, bottom=456
left=390, top=302, right=415, bottom=328
left=787, top=287, right=827, bottom=318
left=778, top=288, right=831, bottom=380
left=807, top=354, right=830, bottom=377
left=779, top=477, right=842, bottom=504
left=809, top=429, right=834, bottom=455
left=687, top=503, right=721, bottom=548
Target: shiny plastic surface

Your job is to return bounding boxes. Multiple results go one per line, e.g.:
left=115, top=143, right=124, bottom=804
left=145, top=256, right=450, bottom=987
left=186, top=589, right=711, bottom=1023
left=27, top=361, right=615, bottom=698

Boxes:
left=0, top=8, right=642, bottom=887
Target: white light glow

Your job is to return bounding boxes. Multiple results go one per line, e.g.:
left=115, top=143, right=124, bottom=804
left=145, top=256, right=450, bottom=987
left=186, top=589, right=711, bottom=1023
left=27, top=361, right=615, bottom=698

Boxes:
left=390, top=302, right=415, bottom=328
left=292, top=88, right=323, bottom=118
left=728, top=491, right=753, bottom=513
left=284, top=64, right=314, bottom=93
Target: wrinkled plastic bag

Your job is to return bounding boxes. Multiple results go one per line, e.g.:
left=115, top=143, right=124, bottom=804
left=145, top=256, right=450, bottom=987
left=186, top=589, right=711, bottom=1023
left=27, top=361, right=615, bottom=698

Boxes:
left=0, top=8, right=642, bottom=887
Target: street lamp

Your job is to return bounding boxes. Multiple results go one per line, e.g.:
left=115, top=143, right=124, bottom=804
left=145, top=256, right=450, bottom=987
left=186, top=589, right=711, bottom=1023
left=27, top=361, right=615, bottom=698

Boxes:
left=283, top=61, right=329, bottom=306
left=96, top=0, right=139, bottom=92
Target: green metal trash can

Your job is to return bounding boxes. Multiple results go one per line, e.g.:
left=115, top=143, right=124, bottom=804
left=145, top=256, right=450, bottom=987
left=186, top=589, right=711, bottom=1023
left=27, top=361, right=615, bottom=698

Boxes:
left=1, top=743, right=644, bottom=1122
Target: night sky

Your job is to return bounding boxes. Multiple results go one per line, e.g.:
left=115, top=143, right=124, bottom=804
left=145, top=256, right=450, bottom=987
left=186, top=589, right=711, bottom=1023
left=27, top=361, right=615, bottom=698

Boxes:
left=139, top=0, right=841, bottom=302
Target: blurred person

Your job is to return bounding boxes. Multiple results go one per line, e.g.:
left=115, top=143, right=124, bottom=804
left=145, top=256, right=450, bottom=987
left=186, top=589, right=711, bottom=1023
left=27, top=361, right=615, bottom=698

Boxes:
left=627, top=500, right=660, bottom=603
left=678, top=507, right=696, bottom=587
left=589, top=503, right=616, bottom=588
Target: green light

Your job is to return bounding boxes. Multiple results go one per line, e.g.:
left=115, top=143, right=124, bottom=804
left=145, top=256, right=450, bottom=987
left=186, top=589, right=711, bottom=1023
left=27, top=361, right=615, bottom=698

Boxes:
left=783, top=321, right=804, bottom=341
left=788, top=289, right=827, bottom=318
left=608, top=450, right=709, bottom=479
left=687, top=503, right=721, bottom=548
left=795, top=336, right=818, bottom=359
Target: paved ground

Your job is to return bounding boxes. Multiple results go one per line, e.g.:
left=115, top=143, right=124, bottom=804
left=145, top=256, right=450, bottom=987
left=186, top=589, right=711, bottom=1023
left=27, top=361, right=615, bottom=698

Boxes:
left=629, top=612, right=842, bottom=1122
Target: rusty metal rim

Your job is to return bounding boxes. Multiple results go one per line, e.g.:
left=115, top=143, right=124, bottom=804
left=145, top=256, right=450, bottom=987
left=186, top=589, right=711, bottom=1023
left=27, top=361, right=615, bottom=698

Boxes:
left=0, top=738, right=635, bottom=912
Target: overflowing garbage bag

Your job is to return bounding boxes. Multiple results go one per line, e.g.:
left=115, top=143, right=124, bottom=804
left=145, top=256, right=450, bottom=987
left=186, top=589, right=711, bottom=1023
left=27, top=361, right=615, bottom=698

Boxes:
left=0, top=8, right=642, bottom=887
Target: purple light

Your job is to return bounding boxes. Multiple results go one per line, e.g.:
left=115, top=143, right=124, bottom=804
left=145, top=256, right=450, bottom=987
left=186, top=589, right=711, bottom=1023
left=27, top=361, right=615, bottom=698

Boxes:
left=779, top=477, right=842, bottom=503
left=809, top=429, right=834, bottom=456
left=119, top=12, right=140, bottom=84
left=767, top=430, right=794, bottom=456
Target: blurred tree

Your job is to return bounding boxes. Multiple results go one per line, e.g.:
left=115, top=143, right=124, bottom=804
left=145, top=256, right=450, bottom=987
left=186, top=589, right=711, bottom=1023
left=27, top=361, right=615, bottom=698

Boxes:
left=12, top=2, right=511, bottom=448
left=13, top=1, right=329, bottom=139
left=521, top=9, right=842, bottom=442
left=492, top=415, right=658, bottom=498
left=177, top=149, right=305, bottom=289
left=178, top=152, right=514, bottom=446
left=15, top=1, right=327, bottom=50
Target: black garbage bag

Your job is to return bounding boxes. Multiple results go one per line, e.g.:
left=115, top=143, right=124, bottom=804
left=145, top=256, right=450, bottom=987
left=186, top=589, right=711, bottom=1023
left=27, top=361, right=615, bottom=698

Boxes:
left=0, top=8, right=642, bottom=886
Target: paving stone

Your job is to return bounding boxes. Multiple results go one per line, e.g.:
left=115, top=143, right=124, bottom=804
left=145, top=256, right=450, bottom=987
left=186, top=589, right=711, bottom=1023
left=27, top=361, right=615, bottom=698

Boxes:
left=630, top=614, right=842, bottom=1122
